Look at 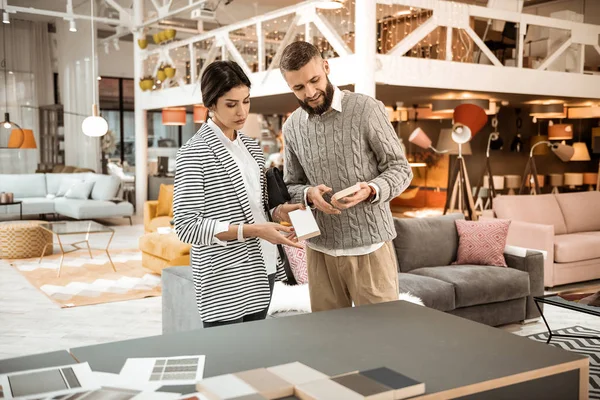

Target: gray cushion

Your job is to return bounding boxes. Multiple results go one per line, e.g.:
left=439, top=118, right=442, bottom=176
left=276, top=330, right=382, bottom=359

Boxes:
left=46, top=173, right=90, bottom=195
left=393, top=213, right=464, bottom=273
left=54, top=198, right=134, bottom=219
left=89, top=174, right=121, bottom=201
left=65, top=181, right=95, bottom=200
left=399, top=273, right=455, bottom=311
left=410, top=265, right=530, bottom=308
left=0, top=174, right=47, bottom=198
left=19, top=197, right=56, bottom=214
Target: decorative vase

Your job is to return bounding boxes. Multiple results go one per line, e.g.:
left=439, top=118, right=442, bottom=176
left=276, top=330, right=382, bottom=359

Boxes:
left=165, top=29, right=176, bottom=40
left=6, top=192, right=13, bottom=203
left=164, top=67, right=176, bottom=78
left=156, top=69, right=167, bottom=82
left=153, top=33, right=161, bottom=44
left=138, top=39, right=148, bottom=49
left=0, top=192, right=7, bottom=204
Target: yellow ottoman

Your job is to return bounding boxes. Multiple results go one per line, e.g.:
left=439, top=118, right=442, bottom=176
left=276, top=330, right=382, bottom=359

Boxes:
left=0, top=221, right=53, bottom=259
left=139, top=232, right=190, bottom=274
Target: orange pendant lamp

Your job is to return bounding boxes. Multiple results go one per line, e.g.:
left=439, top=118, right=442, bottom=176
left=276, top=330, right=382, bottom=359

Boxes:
left=162, top=107, right=186, bottom=126
left=193, top=105, right=208, bottom=123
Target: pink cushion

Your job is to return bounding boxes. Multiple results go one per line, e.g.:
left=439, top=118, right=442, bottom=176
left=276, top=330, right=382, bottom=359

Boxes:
left=554, top=191, right=600, bottom=234
left=455, top=219, right=511, bottom=267
left=283, top=242, right=308, bottom=284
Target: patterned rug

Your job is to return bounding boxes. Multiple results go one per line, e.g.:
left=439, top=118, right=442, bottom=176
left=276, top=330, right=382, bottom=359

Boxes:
left=528, top=326, right=600, bottom=399
left=3, top=249, right=161, bottom=308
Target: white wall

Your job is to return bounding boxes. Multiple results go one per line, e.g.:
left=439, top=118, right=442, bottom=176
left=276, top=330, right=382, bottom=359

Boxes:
left=98, top=40, right=134, bottom=78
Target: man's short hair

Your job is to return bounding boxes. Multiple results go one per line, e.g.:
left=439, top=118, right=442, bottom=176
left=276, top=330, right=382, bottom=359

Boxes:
left=280, top=41, right=321, bottom=72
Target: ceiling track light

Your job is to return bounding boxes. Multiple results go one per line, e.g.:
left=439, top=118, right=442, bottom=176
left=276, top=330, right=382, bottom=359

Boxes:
left=2, top=10, right=9, bottom=24
left=112, top=38, right=120, bottom=51
left=69, top=19, right=77, bottom=32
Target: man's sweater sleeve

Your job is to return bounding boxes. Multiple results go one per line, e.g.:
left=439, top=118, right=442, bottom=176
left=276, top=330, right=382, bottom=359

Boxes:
left=365, top=99, right=413, bottom=204
left=283, top=119, right=311, bottom=205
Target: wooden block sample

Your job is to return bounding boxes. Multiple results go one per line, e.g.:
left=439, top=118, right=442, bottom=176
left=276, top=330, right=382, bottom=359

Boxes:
left=359, top=368, right=425, bottom=400
left=295, top=379, right=363, bottom=400
left=266, top=362, right=328, bottom=386
left=196, top=374, right=257, bottom=399
left=229, top=395, right=268, bottom=400
left=332, top=183, right=362, bottom=201
left=332, top=373, right=395, bottom=400
left=235, top=368, right=294, bottom=399
left=288, top=209, right=320, bottom=241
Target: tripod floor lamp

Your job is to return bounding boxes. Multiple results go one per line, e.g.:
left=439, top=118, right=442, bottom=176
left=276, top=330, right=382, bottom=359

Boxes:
left=474, top=116, right=503, bottom=210
left=519, top=141, right=574, bottom=195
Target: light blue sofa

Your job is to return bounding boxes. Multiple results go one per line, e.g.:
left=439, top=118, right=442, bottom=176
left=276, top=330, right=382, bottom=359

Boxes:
left=0, top=173, right=134, bottom=222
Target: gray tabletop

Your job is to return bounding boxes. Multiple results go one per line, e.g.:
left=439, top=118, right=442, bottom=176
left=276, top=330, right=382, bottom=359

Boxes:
left=70, top=301, right=585, bottom=395
left=0, top=350, right=76, bottom=374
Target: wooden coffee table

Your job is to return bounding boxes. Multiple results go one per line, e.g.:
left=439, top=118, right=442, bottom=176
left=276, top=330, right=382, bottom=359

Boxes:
left=39, top=221, right=116, bottom=277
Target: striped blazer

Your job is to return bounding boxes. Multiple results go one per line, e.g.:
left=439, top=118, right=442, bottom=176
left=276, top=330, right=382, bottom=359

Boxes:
left=174, top=123, right=287, bottom=322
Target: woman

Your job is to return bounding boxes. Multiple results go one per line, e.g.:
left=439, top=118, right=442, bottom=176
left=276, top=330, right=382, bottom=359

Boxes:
left=174, top=60, right=303, bottom=328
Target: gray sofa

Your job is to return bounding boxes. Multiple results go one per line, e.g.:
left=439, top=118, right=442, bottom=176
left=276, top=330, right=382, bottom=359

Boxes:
left=162, top=214, right=544, bottom=333
left=394, top=213, right=544, bottom=327
left=0, top=173, right=134, bottom=221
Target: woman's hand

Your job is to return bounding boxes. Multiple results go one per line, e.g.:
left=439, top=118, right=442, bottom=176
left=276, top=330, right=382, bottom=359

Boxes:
left=274, top=203, right=305, bottom=225
left=246, top=223, right=302, bottom=249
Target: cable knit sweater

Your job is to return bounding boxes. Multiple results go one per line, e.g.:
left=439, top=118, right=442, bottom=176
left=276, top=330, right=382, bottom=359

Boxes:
left=283, top=90, right=413, bottom=250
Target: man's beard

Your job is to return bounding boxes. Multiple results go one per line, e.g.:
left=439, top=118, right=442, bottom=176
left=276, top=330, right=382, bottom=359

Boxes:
left=297, top=79, right=334, bottom=116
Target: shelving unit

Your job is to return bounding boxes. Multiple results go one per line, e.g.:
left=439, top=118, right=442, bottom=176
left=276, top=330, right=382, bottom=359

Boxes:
left=38, top=104, right=65, bottom=172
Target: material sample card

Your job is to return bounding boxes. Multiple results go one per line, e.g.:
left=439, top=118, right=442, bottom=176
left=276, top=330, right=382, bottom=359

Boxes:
left=120, top=355, right=206, bottom=386
left=0, top=363, right=99, bottom=400
left=266, top=363, right=328, bottom=386
left=295, top=379, right=363, bottom=400
left=234, top=368, right=294, bottom=399
left=196, top=374, right=257, bottom=399
left=359, top=368, right=425, bottom=399
left=288, top=209, right=320, bottom=241
left=332, top=373, right=394, bottom=400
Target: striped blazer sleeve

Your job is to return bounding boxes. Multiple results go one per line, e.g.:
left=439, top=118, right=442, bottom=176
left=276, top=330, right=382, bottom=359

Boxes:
left=174, top=144, right=224, bottom=246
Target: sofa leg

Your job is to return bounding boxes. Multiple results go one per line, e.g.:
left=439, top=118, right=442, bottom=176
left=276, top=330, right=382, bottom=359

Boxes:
left=126, top=216, right=132, bottom=226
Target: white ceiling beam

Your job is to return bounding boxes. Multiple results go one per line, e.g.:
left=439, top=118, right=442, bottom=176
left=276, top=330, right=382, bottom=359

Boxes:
left=537, top=38, right=573, bottom=71
left=140, top=0, right=205, bottom=29
left=389, top=18, right=437, bottom=57
left=5, top=5, right=122, bottom=25
left=222, top=35, right=253, bottom=78
left=463, top=25, right=503, bottom=67
left=264, top=14, right=301, bottom=75
left=312, top=12, right=352, bottom=57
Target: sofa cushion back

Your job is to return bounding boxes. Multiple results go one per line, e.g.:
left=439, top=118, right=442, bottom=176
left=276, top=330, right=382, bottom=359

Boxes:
left=493, top=194, right=567, bottom=235
left=88, top=174, right=121, bottom=201
left=393, top=213, right=464, bottom=273
left=45, top=173, right=90, bottom=195
left=0, top=174, right=47, bottom=198
left=554, top=191, right=600, bottom=233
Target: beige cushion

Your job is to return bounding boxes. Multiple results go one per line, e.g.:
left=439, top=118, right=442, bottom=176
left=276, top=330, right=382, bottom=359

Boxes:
left=554, top=234, right=600, bottom=263
left=554, top=191, right=600, bottom=234
left=493, top=194, right=567, bottom=235
left=148, top=216, right=173, bottom=233
left=139, top=232, right=190, bottom=261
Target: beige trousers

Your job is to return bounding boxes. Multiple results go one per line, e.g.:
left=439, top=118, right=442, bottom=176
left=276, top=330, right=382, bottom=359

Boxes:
left=306, top=241, right=399, bottom=312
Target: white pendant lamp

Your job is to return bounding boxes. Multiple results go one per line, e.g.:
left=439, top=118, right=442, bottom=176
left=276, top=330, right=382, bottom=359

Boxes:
left=82, top=0, right=108, bottom=137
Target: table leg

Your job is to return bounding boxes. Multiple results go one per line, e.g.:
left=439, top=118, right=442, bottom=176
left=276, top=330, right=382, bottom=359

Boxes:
left=38, top=242, right=51, bottom=264
left=535, top=300, right=553, bottom=344
left=535, top=299, right=599, bottom=344
left=20, top=202, right=22, bottom=220
left=56, top=235, right=66, bottom=278
left=85, top=240, right=93, bottom=260
left=105, top=231, right=116, bottom=272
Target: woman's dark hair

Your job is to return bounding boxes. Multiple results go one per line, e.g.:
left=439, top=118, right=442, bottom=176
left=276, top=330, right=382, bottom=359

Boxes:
left=200, top=61, right=251, bottom=108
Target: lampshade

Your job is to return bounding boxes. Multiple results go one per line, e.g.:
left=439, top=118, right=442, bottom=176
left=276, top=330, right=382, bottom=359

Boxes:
left=483, top=175, right=505, bottom=190
left=529, top=103, right=566, bottom=118
left=548, top=174, right=564, bottom=187
left=583, top=173, right=598, bottom=185
left=408, top=128, right=432, bottom=149
left=162, top=107, right=186, bottom=126
left=530, top=135, right=549, bottom=155
left=19, top=129, right=37, bottom=149
left=193, top=105, right=208, bottom=123
left=564, top=173, right=583, bottom=187
left=552, top=142, right=575, bottom=162
left=571, top=142, right=591, bottom=161
left=525, top=174, right=545, bottom=188
left=451, top=104, right=487, bottom=143
left=567, top=106, right=600, bottom=119
left=548, top=124, right=573, bottom=140
left=7, top=129, right=24, bottom=148
left=436, top=129, right=472, bottom=155
left=504, top=175, right=522, bottom=190
left=592, top=127, right=600, bottom=154
left=82, top=105, right=108, bottom=137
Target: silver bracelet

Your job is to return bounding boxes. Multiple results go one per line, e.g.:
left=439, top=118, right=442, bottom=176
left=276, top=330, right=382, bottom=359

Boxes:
left=237, top=223, right=246, bottom=242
